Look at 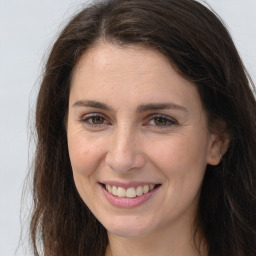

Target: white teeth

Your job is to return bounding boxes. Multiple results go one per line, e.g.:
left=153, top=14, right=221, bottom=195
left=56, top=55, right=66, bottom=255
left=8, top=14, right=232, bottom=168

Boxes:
left=117, top=187, right=126, bottom=197
left=106, top=184, right=112, bottom=193
left=112, top=186, right=118, bottom=196
left=126, top=187, right=137, bottom=198
left=105, top=184, right=156, bottom=198
left=143, top=185, right=149, bottom=194
left=150, top=184, right=154, bottom=190
left=136, top=186, right=143, bottom=196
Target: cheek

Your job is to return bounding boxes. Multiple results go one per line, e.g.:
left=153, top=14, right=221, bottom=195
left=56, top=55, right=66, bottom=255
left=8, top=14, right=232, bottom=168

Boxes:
left=150, top=134, right=207, bottom=166
left=148, top=132, right=209, bottom=190
left=67, top=134, right=106, bottom=205
left=68, top=134, right=105, bottom=178
left=148, top=135, right=208, bottom=217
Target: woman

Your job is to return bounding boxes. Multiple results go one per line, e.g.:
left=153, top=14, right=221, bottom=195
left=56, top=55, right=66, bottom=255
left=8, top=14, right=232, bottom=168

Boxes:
left=31, top=0, right=256, bottom=255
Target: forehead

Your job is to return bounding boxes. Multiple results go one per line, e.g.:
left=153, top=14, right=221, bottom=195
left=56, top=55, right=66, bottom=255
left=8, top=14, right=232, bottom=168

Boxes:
left=69, top=43, right=203, bottom=113
left=72, top=43, right=176, bottom=85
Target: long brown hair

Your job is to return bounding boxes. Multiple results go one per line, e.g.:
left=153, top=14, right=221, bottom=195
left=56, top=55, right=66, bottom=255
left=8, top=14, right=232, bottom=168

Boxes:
left=31, top=0, right=256, bottom=255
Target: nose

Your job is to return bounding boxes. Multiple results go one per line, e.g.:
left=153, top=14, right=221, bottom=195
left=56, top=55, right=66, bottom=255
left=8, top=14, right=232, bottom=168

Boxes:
left=105, top=126, right=146, bottom=173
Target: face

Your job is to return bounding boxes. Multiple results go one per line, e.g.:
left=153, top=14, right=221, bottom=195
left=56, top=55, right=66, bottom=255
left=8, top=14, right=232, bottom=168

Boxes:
left=67, top=43, right=222, bottom=239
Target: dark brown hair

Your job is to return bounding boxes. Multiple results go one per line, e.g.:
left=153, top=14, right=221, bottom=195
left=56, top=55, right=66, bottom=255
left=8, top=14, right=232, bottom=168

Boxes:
left=31, top=0, right=256, bottom=255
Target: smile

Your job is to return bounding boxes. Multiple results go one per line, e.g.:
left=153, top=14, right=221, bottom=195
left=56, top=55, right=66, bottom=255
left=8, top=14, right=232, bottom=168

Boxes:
left=100, top=182, right=161, bottom=208
left=105, top=184, right=157, bottom=198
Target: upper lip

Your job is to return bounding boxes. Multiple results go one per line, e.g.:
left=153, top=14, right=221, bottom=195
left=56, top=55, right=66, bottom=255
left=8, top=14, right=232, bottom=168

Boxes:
left=99, top=181, right=160, bottom=189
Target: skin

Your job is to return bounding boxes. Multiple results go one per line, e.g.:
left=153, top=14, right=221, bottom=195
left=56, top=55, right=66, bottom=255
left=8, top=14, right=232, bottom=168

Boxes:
left=67, top=43, right=229, bottom=256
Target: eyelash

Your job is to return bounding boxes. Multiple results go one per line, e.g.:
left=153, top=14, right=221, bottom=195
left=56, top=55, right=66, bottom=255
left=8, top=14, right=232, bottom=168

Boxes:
left=81, top=114, right=110, bottom=128
left=80, top=114, right=177, bottom=129
left=146, top=114, right=177, bottom=129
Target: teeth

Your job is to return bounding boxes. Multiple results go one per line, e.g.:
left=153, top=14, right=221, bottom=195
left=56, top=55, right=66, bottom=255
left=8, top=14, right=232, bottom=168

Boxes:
left=143, top=185, right=149, bottom=193
left=136, top=186, right=143, bottom=196
left=112, top=186, right=118, bottom=196
left=126, top=187, right=137, bottom=198
left=106, top=184, right=112, bottom=193
left=117, top=187, right=126, bottom=197
left=105, top=184, right=156, bottom=198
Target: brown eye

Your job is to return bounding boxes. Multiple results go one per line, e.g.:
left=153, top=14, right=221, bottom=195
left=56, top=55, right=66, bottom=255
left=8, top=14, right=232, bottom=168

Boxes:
left=91, top=116, right=105, bottom=124
left=81, top=114, right=109, bottom=128
left=146, top=114, right=177, bottom=129
left=154, top=117, right=168, bottom=126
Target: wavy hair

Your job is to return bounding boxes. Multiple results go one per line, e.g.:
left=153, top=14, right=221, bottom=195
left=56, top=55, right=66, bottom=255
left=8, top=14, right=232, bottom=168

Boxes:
left=31, top=0, right=256, bottom=255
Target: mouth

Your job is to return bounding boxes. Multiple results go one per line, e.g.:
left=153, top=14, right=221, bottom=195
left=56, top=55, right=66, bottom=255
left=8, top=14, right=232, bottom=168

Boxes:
left=100, top=183, right=161, bottom=198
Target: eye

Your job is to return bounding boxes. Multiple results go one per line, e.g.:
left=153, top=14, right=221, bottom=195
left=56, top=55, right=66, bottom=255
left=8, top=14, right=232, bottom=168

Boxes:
left=89, top=116, right=105, bottom=124
left=81, top=114, right=110, bottom=128
left=146, top=114, right=177, bottom=128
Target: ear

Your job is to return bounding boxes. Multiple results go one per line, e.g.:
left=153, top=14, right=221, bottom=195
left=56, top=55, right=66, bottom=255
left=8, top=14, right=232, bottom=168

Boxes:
left=207, top=131, right=230, bottom=165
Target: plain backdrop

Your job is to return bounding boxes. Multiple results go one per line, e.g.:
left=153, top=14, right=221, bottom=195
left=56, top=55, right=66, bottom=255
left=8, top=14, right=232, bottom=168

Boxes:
left=0, top=0, right=255, bottom=255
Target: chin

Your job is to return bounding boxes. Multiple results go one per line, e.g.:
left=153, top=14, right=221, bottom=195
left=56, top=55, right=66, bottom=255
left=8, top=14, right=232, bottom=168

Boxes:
left=103, top=215, right=154, bottom=238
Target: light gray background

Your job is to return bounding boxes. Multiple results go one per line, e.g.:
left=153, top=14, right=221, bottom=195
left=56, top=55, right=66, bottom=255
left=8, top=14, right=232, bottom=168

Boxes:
left=0, top=0, right=255, bottom=255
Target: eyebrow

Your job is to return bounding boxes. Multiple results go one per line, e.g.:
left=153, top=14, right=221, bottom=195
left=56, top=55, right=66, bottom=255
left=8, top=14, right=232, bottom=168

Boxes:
left=72, top=100, right=112, bottom=111
left=137, top=103, right=187, bottom=113
left=72, top=100, right=187, bottom=113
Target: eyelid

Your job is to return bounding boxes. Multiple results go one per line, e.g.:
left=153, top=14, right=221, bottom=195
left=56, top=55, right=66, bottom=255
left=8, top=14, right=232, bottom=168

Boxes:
left=81, top=112, right=106, bottom=118
left=145, top=114, right=178, bottom=128
left=80, top=113, right=111, bottom=127
left=79, top=112, right=177, bottom=129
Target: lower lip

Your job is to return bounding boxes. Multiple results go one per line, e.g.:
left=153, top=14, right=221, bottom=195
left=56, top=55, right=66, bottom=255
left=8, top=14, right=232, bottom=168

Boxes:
left=101, top=185, right=160, bottom=208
